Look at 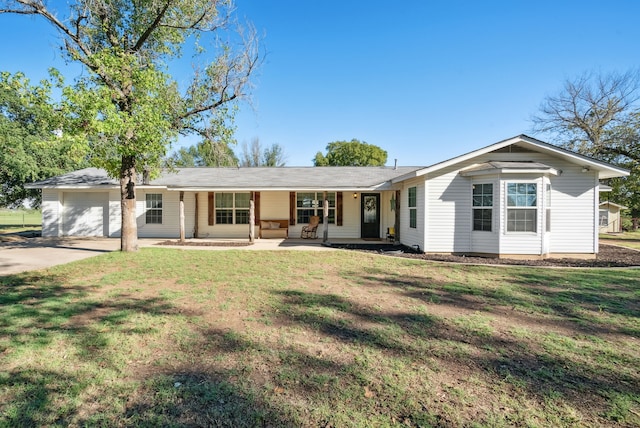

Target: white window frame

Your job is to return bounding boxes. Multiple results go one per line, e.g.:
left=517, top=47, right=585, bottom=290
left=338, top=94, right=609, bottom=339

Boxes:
left=506, top=182, right=537, bottom=233
left=297, top=192, right=335, bottom=224
left=545, top=183, right=551, bottom=232
left=472, top=183, right=493, bottom=232
left=408, top=187, right=417, bottom=229
left=215, top=192, right=251, bottom=225
left=145, top=193, right=163, bottom=224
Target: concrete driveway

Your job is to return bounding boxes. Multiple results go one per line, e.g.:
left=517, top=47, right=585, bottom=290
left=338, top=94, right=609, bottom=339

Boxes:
left=0, top=237, right=124, bottom=275
left=0, top=236, right=334, bottom=275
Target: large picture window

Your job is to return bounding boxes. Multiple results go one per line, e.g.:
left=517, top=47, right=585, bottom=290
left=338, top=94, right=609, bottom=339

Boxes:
left=215, top=192, right=250, bottom=224
left=408, top=187, right=417, bottom=229
left=472, top=183, right=493, bottom=231
left=507, top=183, right=537, bottom=232
left=297, top=192, right=335, bottom=224
left=145, top=194, right=163, bottom=224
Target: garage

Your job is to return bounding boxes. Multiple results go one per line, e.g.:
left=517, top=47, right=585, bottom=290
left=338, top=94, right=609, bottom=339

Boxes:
left=62, top=192, right=109, bottom=236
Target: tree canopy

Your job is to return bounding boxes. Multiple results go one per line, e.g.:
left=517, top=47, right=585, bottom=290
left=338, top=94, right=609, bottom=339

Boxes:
left=169, top=140, right=239, bottom=167
left=531, top=70, right=640, bottom=218
left=0, top=71, right=86, bottom=208
left=1, top=0, right=260, bottom=250
left=313, top=139, right=387, bottom=166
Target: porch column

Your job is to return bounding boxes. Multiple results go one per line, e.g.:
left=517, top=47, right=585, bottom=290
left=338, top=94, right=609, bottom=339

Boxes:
left=394, top=190, right=400, bottom=244
left=194, top=193, right=199, bottom=238
left=249, top=197, right=255, bottom=243
left=323, top=191, right=329, bottom=242
left=179, top=191, right=185, bottom=242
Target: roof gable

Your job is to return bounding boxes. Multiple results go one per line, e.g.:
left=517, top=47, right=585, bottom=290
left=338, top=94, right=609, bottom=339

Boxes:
left=392, top=134, right=629, bottom=182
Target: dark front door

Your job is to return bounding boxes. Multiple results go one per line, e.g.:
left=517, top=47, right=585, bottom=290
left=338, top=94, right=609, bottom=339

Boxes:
left=361, top=193, right=380, bottom=239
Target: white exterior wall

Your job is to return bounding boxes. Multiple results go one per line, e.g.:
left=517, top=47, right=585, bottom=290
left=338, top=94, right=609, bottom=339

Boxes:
left=108, top=190, right=121, bottom=237
left=548, top=166, right=597, bottom=254
left=289, top=191, right=361, bottom=239
left=470, top=176, right=500, bottom=254
left=416, top=150, right=598, bottom=255
left=196, top=192, right=251, bottom=239
left=379, top=190, right=396, bottom=239
left=497, top=175, right=545, bottom=255
left=399, top=177, right=425, bottom=251
left=41, top=189, right=62, bottom=237
left=136, top=189, right=195, bottom=238
left=423, top=167, right=472, bottom=253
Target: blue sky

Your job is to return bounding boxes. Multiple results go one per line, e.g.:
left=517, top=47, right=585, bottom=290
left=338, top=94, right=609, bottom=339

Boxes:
left=1, top=1, right=639, bottom=166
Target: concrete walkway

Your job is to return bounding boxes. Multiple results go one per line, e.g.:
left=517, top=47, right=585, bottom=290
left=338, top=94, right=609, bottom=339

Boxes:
left=0, top=236, right=337, bottom=275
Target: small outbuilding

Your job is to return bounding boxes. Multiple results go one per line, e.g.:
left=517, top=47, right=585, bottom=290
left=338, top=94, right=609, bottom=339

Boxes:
left=599, top=201, right=628, bottom=233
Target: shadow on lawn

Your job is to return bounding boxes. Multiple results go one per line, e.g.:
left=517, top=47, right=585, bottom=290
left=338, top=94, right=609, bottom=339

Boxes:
left=118, top=328, right=341, bottom=427
left=271, top=272, right=640, bottom=425
left=0, top=272, right=298, bottom=427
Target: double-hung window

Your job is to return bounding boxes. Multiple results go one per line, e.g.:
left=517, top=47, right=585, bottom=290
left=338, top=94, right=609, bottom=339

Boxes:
left=408, top=187, right=417, bottom=228
left=145, top=194, right=163, bottom=224
left=297, top=192, right=335, bottom=224
left=472, top=183, right=493, bottom=231
left=506, top=183, right=537, bottom=232
left=215, top=192, right=250, bottom=224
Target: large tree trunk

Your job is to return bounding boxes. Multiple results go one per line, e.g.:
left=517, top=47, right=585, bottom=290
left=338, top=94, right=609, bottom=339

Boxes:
left=120, top=155, right=139, bottom=252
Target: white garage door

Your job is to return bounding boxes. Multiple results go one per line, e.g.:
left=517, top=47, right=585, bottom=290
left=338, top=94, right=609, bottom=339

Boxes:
left=62, top=192, right=108, bottom=236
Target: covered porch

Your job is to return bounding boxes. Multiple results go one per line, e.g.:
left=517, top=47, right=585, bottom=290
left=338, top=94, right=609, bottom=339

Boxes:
left=169, top=189, right=402, bottom=244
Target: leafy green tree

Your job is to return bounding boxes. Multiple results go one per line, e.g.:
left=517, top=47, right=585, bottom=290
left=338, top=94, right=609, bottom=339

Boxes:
left=170, top=140, right=238, bottom=167
left=0, top=71, right=86, bottom=208
left=1, top=0, right=260, bottom=251
left=239, top=138, right=286, bottom=167
left=314, top=139, right=387, bottom=166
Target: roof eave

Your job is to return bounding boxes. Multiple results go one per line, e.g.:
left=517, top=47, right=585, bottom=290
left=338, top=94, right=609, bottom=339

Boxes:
left=394, top=135, right=629, bottom=181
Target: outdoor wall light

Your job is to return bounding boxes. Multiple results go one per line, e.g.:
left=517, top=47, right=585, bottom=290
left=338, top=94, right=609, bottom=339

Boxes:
left=353, top=192, right=358, bottom=199
left=582, top=166, right=590, bottom=172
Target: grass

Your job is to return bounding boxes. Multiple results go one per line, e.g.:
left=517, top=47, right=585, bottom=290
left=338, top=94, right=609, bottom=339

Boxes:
left=0, top=248, right=639, bottom=427
left=601, top=230, right=640, bottom=250
left=0, top=209, right=42, bottom=235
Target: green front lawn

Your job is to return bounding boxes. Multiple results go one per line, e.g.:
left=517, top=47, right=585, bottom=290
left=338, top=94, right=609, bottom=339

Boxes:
left=0, top=209, right=42, bottom=235
left=1, top=249, right=638, bottom=427
left=601, top=230, right=640, bottom=250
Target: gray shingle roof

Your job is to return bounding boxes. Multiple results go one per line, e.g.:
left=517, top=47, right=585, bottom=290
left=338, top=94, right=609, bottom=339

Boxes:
left=27, top=166, right=424, bottom=190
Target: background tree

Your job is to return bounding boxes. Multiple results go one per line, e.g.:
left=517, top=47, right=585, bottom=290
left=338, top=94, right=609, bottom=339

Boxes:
left=531, top=70, right=640, bottom=219
left=313, top=139, right=387, bottom=166
left=0, top=71, right=86, bottom=207
left=239, top=138, right=286, bottom=167
left=170, top=140, right=238, bottom=167
left=1, top=0, right=260, bottom=251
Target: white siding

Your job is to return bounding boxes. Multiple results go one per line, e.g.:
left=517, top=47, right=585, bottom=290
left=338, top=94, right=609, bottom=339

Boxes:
left=379, top=191, right=397, bottom=240
left=399, top=178, right=425, bottom=251
left=413, top=150, right=599, bottom=256
left=424, top=167, right=471, bottom=253
left=108, top=190, right=121, bottom=237
left=260, top=192, right=289, bottom=220
left=197, top=192, right=253, bottom=239
left=549, top=167, right=597, bottom=253
left=41, top=189, right=62, bottom=237
left=136, top=190, right=195, bottom=238
left=470, top=177, right=499, bottom=254
left=497, top=176, right=544, bottom=255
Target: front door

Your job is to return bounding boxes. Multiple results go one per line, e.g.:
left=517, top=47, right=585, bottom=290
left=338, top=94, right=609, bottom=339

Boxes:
left=361, top=193, right=380, bottom=239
